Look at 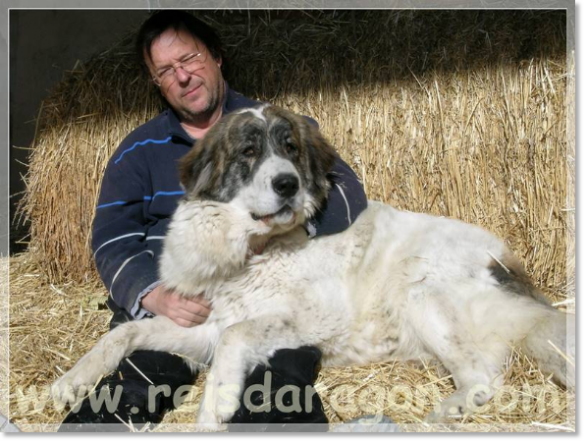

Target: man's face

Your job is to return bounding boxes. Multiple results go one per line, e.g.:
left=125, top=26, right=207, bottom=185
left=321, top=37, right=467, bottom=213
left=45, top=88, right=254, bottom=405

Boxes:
left=146, top=27, right=225, bottom=123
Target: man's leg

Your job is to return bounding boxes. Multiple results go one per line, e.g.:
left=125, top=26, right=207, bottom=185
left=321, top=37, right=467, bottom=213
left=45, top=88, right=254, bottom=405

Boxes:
left=58, top=308, right=198, bottom=432
left=58, top=308, right=328, bottom=432
left=228, top=346, right=329, bottom=432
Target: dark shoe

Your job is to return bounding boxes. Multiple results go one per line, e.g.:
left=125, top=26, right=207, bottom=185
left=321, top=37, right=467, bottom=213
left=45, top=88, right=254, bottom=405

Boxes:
left=58, top=379, right=161, bottom=432
left=58, top=308, right=198, bottom=432
left=228, top=346, right=329, bottom=432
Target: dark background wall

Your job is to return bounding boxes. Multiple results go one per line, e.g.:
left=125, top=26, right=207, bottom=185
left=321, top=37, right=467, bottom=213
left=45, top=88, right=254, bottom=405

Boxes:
left=9, top=9, right=149, bottom=253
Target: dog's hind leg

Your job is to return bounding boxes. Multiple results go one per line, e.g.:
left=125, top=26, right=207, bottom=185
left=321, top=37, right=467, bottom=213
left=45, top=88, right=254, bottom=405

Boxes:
left=406, top=287, right=509, bottom=423
left=423, top=350, right=507, bottom=423
left=52, top=316, right=218, bottom=405
left=421, top=334, right=509, bottom=423
left=196, top=316, right=307, bottom=429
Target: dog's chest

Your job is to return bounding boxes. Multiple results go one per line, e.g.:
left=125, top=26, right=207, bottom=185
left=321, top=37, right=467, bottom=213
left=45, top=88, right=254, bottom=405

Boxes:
left=205, top=257, right=300, bottom=325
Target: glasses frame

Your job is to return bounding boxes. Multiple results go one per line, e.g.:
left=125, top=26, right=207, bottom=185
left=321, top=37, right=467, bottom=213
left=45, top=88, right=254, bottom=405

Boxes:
left=151, top=50, right=208, bottom=87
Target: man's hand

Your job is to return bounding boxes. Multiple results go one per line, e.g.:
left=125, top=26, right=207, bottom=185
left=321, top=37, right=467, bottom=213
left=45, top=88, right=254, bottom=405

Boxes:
left=141, top=285, right=212, bottom=328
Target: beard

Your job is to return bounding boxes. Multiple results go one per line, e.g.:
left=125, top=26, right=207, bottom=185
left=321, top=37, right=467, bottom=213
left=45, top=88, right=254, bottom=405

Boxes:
left=177, top=80, right=225, bottom=126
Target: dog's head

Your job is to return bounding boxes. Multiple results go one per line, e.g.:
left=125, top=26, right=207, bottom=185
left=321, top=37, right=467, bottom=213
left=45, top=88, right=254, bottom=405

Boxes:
left=179, top=105, right=337, bottom=232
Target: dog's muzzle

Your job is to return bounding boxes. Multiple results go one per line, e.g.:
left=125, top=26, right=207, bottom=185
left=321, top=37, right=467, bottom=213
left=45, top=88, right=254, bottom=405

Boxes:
left=272, top=174, right=299, bottom=199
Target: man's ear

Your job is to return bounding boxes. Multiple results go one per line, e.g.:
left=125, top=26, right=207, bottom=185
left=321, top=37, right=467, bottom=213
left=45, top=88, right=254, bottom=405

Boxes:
left=179, top=134, right=222, bottom=199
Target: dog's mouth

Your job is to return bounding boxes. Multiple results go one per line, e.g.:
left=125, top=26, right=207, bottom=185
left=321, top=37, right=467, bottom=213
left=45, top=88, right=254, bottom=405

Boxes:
left=251, top=205, right=295, bottom=225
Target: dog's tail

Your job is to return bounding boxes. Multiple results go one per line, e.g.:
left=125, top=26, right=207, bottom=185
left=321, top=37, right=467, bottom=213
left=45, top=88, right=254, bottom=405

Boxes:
left=489, top=252, right=575, bottom=388
left=519, top=306, right=575, bottom=388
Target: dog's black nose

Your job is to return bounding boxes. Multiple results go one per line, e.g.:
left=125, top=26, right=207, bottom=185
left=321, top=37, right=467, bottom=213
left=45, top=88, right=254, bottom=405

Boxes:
left=272, top=174, right=299, bottom=198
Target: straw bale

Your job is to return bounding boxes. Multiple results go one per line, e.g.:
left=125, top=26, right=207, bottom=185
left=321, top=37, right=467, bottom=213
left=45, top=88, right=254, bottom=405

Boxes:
left=10, top=10, right=574, bottom=431
left=18, top=35, right=163, bottom=282
left=18, top=10, right=572, bottom=293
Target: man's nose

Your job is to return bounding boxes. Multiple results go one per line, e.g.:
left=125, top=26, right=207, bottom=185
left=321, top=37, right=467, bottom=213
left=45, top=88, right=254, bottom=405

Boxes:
left=175, top=67, right=191, bottom=84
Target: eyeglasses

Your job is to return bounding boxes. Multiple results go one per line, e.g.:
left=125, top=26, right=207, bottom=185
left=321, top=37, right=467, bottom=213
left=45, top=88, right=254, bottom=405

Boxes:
left=152, top=51, right=208, bottom=87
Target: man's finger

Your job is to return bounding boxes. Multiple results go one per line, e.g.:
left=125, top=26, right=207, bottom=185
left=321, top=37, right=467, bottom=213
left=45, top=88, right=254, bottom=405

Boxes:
left=173, top=316, right=198, bottom=328
left=181, top=298, right=212, bottom=316
left=178, top=308, right=209, bottom=324
left=192, top=295, right=211, bottom=309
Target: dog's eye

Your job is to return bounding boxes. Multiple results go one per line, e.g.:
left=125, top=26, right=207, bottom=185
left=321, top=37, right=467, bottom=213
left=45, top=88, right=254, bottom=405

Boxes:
left=242, top=146, right=256, bottom=158
left=286, top=142, right=297, bottom=154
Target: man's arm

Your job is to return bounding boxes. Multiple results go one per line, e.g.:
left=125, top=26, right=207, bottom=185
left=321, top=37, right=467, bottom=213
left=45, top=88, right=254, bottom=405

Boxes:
left=92, top=142, right=210, bottom=326
left=92, top=153, right=163, bottom=318
left=305, top=156, right=368, bottom=238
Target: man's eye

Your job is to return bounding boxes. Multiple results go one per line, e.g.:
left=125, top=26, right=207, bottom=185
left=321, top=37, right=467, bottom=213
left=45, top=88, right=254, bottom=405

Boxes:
left=158, top=68, right=171, bottom=78
left=183, top=54, right=197, bottom=63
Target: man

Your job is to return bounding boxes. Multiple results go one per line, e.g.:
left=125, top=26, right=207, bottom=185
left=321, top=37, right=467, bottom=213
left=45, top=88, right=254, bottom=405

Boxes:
left=60, top=10, right=367, bottom=431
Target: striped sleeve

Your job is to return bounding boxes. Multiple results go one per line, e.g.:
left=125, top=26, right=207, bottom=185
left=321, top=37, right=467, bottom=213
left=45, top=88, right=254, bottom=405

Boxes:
left=91, top=148, right=162, bottom=316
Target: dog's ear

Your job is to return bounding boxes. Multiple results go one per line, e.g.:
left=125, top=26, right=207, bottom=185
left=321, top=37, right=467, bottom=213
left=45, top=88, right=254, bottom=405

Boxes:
left=299, top=116, right=338, bottom=200
left=179, top=132, right=223, bottom=200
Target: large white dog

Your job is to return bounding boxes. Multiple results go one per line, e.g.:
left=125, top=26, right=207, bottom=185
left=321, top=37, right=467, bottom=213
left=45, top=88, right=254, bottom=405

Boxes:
left=53, top=105, right=575, bottom=428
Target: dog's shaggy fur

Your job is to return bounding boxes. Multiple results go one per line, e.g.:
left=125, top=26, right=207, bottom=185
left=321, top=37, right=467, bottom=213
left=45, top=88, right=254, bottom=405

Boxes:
left=52, top=105, right=575, bottom=428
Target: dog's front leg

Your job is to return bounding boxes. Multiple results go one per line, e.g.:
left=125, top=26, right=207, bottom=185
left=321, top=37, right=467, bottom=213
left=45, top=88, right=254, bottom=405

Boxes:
left=52, top=316, right=218, bottom=406
left=197, top=316, right=305, bottom=430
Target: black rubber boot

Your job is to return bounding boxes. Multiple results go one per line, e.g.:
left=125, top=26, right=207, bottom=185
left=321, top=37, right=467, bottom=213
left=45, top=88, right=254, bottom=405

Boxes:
left=58, top=309, right=198, bottom=432
left=228, top=346, right=329, bottom=432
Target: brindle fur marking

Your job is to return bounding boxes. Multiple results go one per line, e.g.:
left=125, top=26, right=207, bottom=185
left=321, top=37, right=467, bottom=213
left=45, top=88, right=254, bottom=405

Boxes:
left=488, top=253, right=550, bottom=305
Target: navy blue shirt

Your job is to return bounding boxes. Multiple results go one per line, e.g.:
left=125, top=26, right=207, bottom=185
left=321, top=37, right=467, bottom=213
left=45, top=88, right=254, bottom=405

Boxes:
left=92, top=87, right=368, bottom=317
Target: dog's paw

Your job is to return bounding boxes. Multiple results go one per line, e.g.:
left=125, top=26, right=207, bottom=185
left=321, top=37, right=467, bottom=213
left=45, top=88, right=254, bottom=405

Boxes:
left=196, top=409, right=228, bottom=432
left=424, top=399, right=469, bottom=424
left=51, top=357, right=104, bottom=406
left=51, top=375, right=94, bottom=406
